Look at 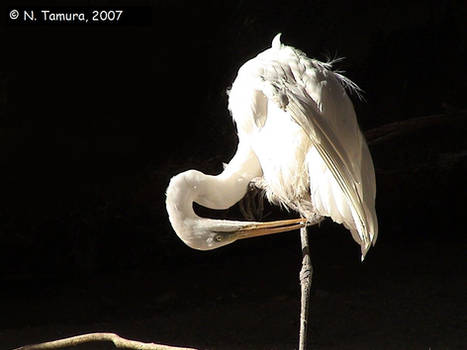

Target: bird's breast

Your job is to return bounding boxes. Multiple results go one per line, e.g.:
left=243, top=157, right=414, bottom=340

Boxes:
left=250, top=104, right=312, bottom=208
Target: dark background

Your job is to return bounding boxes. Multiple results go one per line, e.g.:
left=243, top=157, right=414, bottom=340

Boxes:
left=0, top=1, right=466, bottom=349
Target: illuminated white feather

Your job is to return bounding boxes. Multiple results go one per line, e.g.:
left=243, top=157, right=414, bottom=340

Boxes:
left=167, top=34, right=378, bottom=259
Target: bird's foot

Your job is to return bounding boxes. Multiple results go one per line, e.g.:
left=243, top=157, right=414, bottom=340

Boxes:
left=249, top=177, right=267, bottom=191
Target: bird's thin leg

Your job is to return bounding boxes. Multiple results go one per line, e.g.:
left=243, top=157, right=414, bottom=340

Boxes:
left=299, top=224, right=312, bottom=350
left=297, top=214, right=322, bottom=350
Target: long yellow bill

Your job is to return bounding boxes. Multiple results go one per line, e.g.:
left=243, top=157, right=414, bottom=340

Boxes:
left=236, top=218, right=306, bottom=239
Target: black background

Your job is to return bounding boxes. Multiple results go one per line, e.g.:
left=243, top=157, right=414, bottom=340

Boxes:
left=0, top=1, right=466, bottom=349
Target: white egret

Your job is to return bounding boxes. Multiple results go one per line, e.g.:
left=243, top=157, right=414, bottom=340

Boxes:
left=166, top=34, right=378, bottom=259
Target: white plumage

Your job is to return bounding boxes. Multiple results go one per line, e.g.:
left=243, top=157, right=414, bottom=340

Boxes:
left=166, top=34, right=378, bottom=259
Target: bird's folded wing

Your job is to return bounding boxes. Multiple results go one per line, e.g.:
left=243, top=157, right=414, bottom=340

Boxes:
left=262, top=80, right=371, bottom=252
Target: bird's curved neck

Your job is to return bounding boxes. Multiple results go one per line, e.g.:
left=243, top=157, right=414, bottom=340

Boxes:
left=166, top=142, right=263, bottom=238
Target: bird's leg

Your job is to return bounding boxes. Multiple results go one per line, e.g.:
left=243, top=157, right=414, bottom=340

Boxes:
left=299, top=223, right=312, bottom=350
left=298, top=214, right=322, bottom=350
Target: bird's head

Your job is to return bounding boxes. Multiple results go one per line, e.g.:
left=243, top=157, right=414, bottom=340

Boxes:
left=166, top=170, right=306, bottom=250
left=168, top=216, right=244, bottom=251
left=165, top=171, right=240, bottom=250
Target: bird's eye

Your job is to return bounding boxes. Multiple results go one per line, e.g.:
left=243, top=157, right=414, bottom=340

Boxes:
left=214, top=234, right=223, bottom=242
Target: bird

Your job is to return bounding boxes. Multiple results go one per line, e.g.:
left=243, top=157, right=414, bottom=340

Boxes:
left=166, top=34, right=378, bottom=260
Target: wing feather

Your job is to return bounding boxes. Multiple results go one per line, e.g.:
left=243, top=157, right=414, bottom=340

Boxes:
left=257, top=46, right=376, bottom=257
left=233, top=35, right=377, bottom=258
left=286, top=89, right=371, bottom=254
